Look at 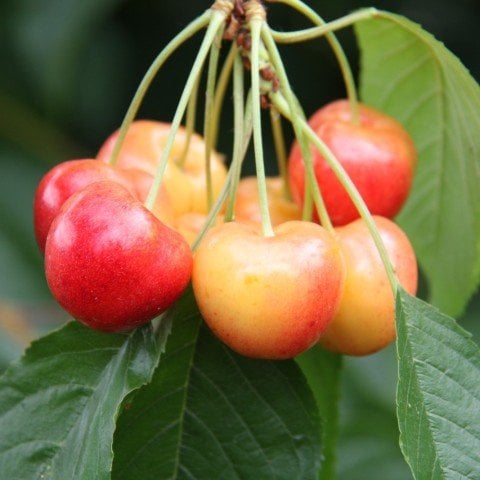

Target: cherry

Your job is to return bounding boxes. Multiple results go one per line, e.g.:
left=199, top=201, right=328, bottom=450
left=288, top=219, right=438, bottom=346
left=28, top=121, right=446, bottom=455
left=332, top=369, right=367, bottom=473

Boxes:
left=319, top=216, right=418, bottom=356
left=288, top=100, right=416, bottom=226
left=45, top=181, right=192, bottom=332
left=96, top=120, right=228, bottom=215
left=192, top=220, right=345, bottom=359
left=233, top=176, right=301, bottom=226
left=33, top=159, right=130, bottom=253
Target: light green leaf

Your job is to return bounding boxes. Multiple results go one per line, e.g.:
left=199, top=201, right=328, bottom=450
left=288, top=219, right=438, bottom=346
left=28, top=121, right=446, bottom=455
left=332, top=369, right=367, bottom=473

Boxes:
left=0, top=320, right=164, bottom=480
left=356, top=11, right=480, bottom=316
left=113, top=291, right=323, bottom=480
left=396, top=288, right=480, bottom=479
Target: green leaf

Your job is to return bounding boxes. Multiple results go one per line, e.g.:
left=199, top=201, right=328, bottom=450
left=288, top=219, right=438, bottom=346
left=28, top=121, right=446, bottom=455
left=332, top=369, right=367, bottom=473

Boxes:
left=356, top=11, right=480, bottom=316
left=296, top=347, right=342, bottom=480
left=113, top=291, right=322, bottom=480
left=396, top=288, right=480, bottom=479
left=0, top=320, right=164, bottom=480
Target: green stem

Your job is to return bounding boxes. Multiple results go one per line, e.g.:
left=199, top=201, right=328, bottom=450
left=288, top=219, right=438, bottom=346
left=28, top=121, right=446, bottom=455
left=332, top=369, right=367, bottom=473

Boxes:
left=250, top=17, right=274, bottom=237
left=211, top=42, right=237, bottom=151
left=302, top=177, right=313, bottom=221
left=193, top=91, right=253, bottom=248
left=262, top=25, right=333, bottom=232
left=145, top=11, right=227, bottom=211
left=225, top=53, right=246, bottom=222
left=272, top=92, right=399, bottom=294
left=270, top=7, right=378, bottom=43
left=178, top=73, right=201, bottom=168
left=271, top=4, right=378, bottom=124
left=191, top=163, right=233, bottom=251
left=107, top=10, right=212, bottom=167
left=203, top=25, right=225, bottom=210
left=269, top=106, right=291, bottom=200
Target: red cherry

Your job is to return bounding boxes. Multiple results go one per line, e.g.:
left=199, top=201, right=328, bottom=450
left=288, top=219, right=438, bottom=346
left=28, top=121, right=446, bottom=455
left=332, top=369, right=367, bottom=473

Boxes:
left=288, top=100, right=416, bottom=226
left=45, top=181, right=192, bottom=332
left=33, top=159, right=131, bottom=253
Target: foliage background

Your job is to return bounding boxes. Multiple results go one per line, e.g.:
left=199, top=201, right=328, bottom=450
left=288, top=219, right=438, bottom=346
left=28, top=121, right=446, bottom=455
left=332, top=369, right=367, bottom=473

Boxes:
left=0, top=0, right=478, bottom=478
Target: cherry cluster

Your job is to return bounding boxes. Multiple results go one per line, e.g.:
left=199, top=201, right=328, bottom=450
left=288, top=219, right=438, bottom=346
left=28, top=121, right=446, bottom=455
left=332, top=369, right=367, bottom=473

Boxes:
left=34, top=98, right=417, bottom=359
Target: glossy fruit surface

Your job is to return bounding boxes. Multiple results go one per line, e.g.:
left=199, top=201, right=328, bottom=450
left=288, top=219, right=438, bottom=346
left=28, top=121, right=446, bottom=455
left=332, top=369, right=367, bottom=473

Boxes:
left=96, top=120, right=228, bottom=215
left=233, top=176, right=301, bottom=226
left=33, top=159, right=129, bottom=253
left=45, top=181, right=192, bottom=332
left=319, top=216, right=417, bottom=356
left=288, top=100, right=416, bottom=225
left=192, top=221, right=345, bottom=359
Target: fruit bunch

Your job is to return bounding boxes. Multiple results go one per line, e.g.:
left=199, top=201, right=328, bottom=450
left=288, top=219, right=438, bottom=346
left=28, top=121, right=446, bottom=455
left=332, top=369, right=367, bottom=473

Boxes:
left=33, top=0, right=419, bottom=360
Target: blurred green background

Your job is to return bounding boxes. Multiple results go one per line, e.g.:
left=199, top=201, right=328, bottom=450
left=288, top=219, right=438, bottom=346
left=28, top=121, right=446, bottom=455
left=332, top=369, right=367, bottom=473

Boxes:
left=0, top=0, right=478, bottom=478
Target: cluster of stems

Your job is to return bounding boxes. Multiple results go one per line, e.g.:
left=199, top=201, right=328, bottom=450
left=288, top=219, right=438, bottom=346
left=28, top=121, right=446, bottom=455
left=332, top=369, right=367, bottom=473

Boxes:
left=106, top=0, right=397, bottom=292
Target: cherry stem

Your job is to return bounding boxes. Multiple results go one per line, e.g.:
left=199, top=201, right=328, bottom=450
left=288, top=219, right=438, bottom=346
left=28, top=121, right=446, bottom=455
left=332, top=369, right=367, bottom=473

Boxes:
left=192, top=98, right=253, bottom=249
left=211, top=42, right=237, bottom=151
left=261, top=25, right=334, bottom=233
left=225, top=53, right=246, bottom=222
left=271, top=91, right=399, bottom=294
left=107, top=10, right=212, bottom=167
left=250, top=16, right=275, bottom=237
left=204, top=26, right=225, bottom=211
left=269, top=106, right=291, bottom=200
left=191, top=165, right=233, bottom=251
left=302, top=176, right=314, bottom=221
left=145, top=10, right=228, bottom=211
left=271, top=5, right=378, bottom=124
left=178, top=74, right=201, bottom=168
left=270, top=7, right=378, bottom=44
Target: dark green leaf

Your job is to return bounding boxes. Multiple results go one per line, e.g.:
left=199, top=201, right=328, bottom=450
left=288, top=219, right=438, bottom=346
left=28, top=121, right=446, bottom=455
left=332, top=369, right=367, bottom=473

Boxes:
left=296, top=347, right=342, bottom=480
left=396, top=288, right=480, bottom=479
left=0, top=320, right=164, bottom=480
left=356, top=11, right=480, bottom=316
left=113, top=291, right=322, bottom=480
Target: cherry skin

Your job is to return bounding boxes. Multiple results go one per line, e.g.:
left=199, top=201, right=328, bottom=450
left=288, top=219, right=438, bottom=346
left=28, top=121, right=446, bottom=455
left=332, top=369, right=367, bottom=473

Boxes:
left=96, top=120, right=228, bottom=215
left=233, top=176, right=302, bottom=226
left=45, top=181, right=193, bottom=332
left=33, top=159, right=130, bottom=253
left=173, top=212, right=223, bottom=246
left=288, top=100, right=416, bottom=226
left=118, top=168, right=175, bottom=227
left=318, top=216, right=418, bottom=356
left=192, top=221, right=345, bottom=359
